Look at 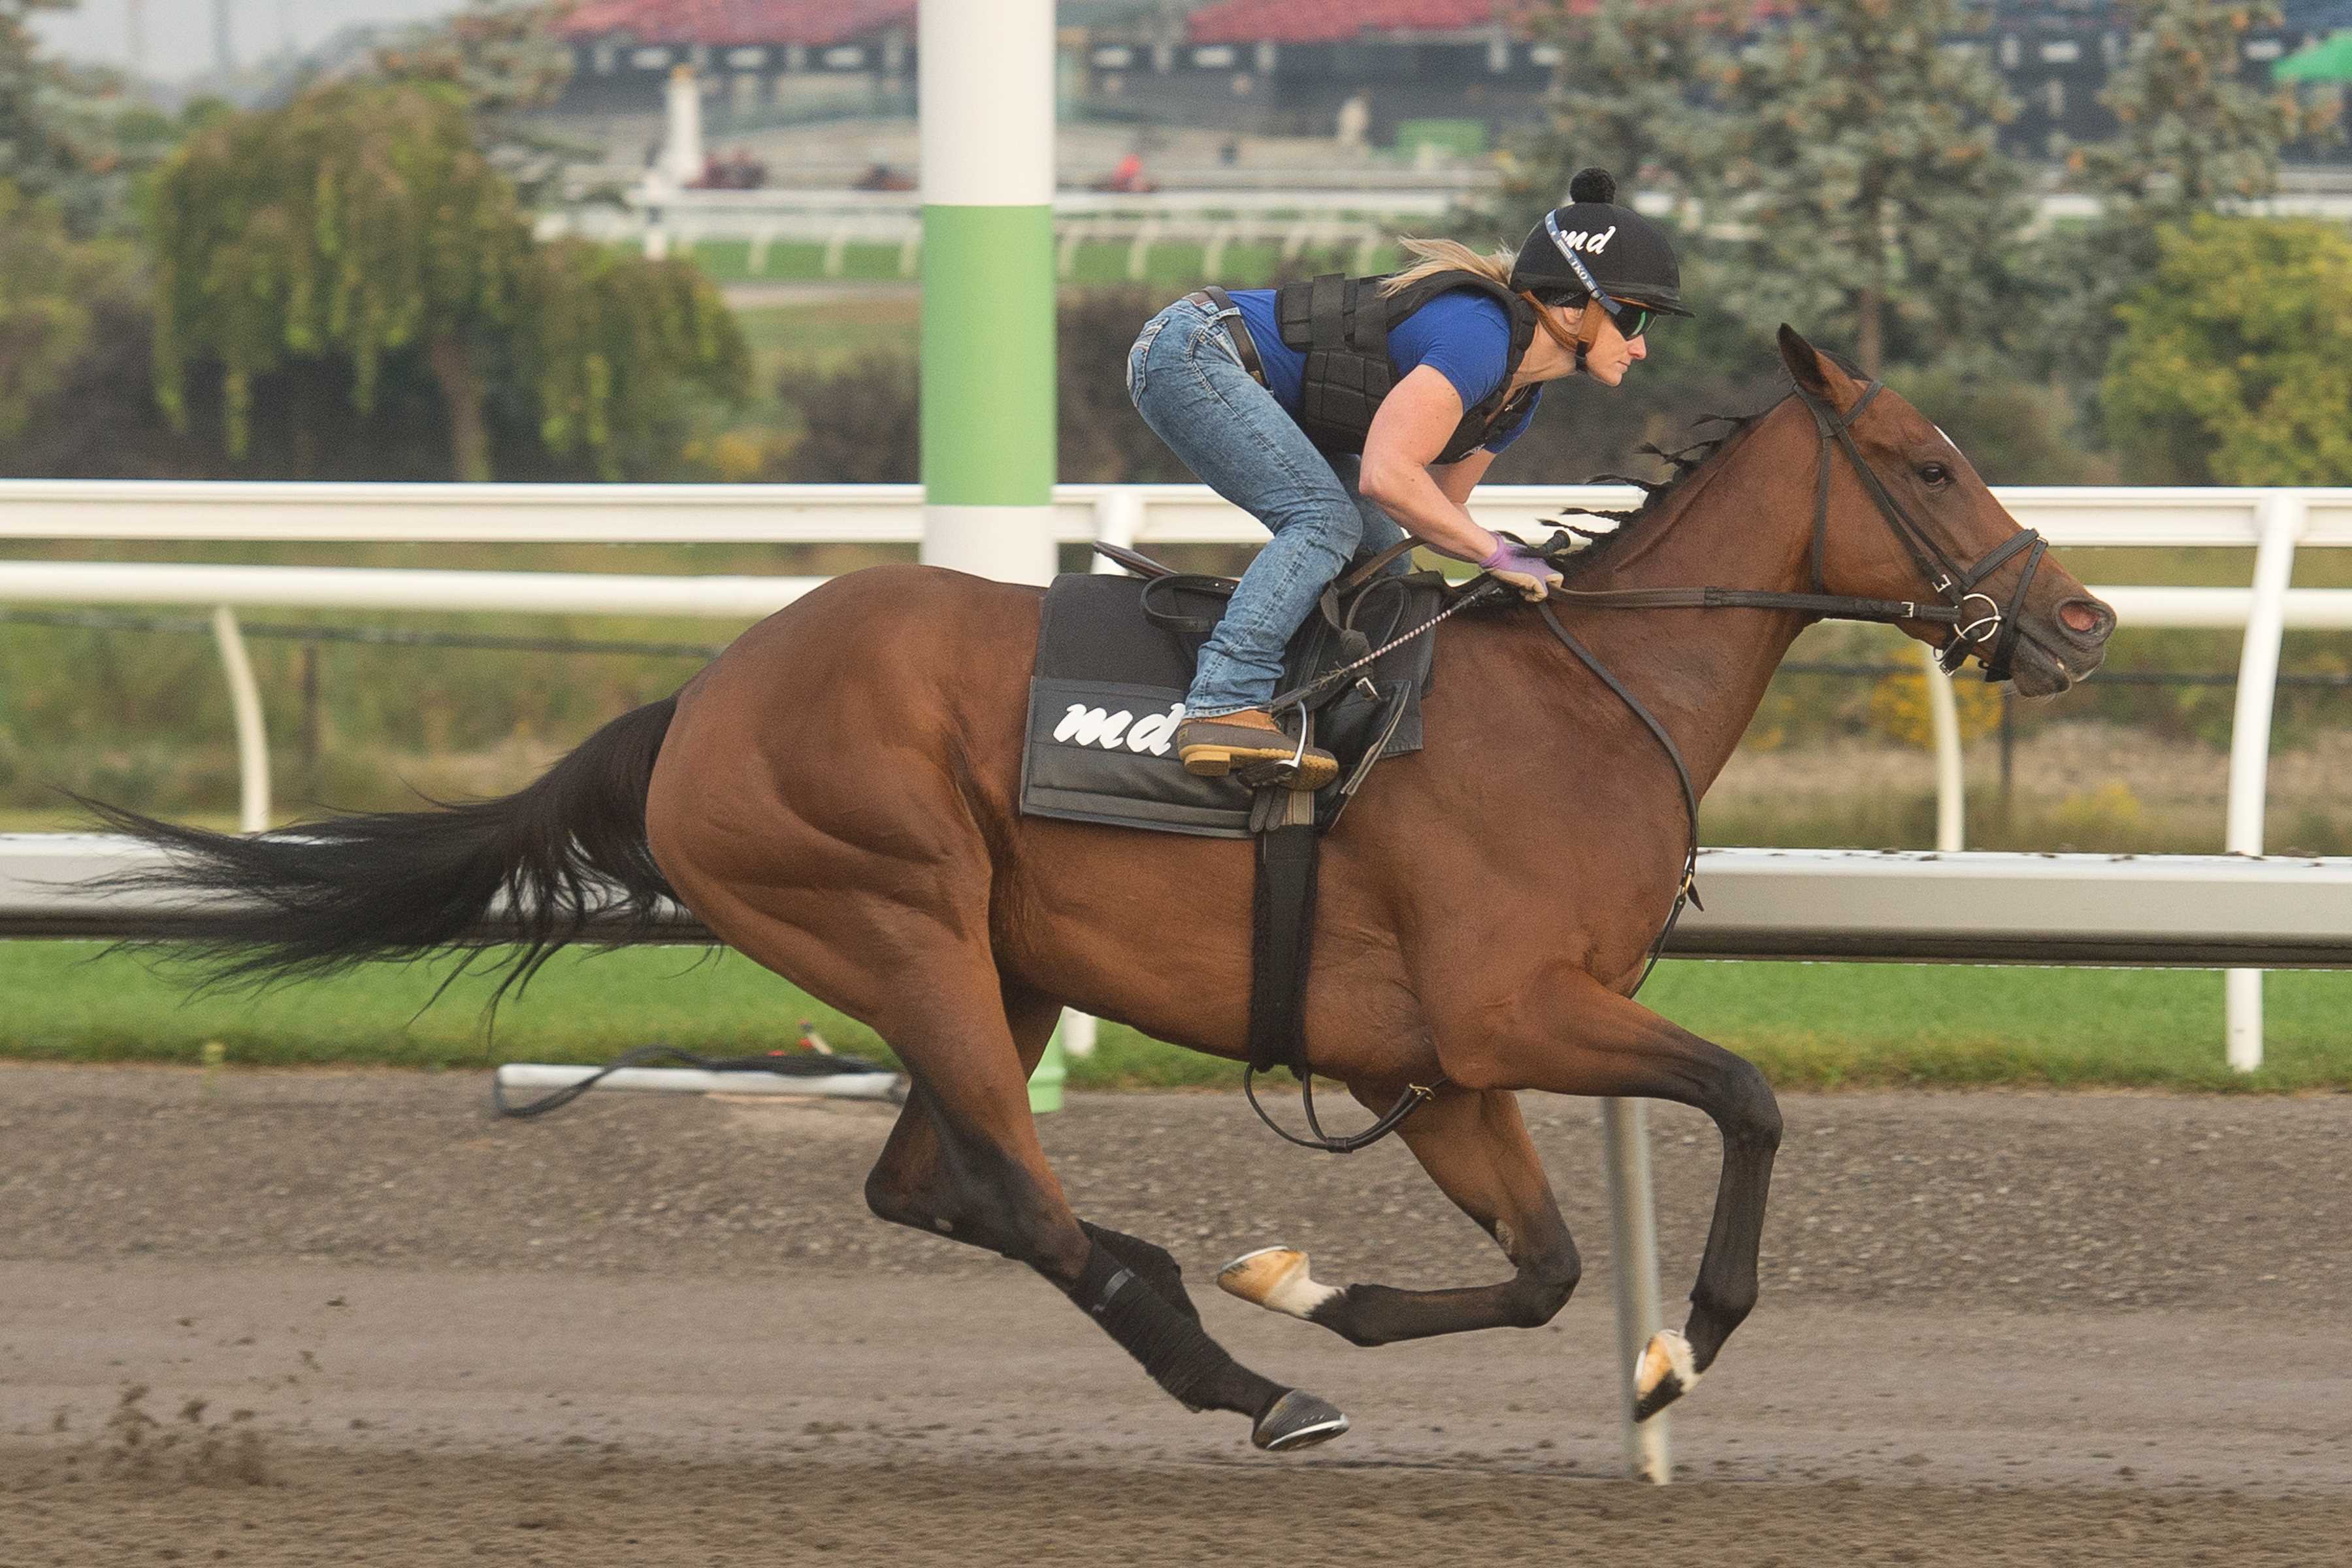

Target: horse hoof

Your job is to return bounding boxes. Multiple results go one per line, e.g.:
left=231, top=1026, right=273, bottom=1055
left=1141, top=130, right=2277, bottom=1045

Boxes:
left=1218, top=1246, right=1340, bottom=1321
left=1633, top=1328, right=1701, bottom=1421
left=1252, top=1389, right=1349, bottom=1453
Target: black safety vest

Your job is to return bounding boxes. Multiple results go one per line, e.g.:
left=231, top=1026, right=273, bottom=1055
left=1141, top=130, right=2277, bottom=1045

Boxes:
left=1273, top=270, right=1541, bottom=463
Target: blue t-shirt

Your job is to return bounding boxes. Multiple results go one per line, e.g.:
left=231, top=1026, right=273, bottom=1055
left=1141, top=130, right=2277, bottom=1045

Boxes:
left=1230, top=284, right=1541, bottom=456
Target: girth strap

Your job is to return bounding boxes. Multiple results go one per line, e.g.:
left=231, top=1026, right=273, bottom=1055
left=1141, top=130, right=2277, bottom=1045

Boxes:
left=1245, top=821, right=1320, bottom=1075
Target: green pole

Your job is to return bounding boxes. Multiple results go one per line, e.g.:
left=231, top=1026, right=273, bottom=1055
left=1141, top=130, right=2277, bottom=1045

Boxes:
left=919, top=0, right=1066, bottom=1111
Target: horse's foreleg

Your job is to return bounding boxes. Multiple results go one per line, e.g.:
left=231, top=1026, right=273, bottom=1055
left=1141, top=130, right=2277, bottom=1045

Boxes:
left=1217, top=1085, right=1581, bottom=1346
left=1440, top=974, right=1783, bottom=1421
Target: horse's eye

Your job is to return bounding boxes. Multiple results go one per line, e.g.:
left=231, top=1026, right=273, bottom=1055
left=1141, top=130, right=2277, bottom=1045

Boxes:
left=1918, top=462, right=1952, bottom=487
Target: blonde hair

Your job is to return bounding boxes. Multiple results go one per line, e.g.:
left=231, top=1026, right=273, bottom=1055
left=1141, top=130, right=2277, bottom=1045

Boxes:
left=1376, top=236, right=1519, bottom=297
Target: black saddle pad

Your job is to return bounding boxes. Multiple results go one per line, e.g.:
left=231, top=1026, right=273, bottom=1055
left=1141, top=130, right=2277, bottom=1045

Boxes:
left=1019, top=570, right=1443, bottom=838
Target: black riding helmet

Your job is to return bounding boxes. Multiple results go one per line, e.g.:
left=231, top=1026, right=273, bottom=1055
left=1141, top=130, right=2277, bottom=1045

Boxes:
left=1510, top=167, right=1692, bottom=321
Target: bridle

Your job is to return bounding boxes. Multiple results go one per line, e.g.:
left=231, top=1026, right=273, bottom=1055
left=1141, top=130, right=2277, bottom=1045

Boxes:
left=1553, top=378, right=2051, bottom=683
left=1791, top=378, right=2048, bottom=683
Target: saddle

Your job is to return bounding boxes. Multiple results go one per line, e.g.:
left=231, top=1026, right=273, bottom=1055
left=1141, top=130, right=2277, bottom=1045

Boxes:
left=1020, top=544, right=1456, bottom=1152
left=1020, top=549, right=1443, bottom=839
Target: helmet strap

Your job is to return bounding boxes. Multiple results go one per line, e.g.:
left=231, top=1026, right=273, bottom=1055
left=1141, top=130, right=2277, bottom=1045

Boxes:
left=1520, top=289, right=1594, bottom=368
left=1568, top=297, right=1612, bottom=372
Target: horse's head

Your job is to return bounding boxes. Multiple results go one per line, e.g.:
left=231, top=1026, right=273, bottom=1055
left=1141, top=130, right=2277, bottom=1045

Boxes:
left=1778, top=327, right=2114, bottom=697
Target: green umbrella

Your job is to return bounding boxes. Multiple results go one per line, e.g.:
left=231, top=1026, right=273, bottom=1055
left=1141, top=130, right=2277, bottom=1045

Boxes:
left=2275, top=31, right=2352, bottom=82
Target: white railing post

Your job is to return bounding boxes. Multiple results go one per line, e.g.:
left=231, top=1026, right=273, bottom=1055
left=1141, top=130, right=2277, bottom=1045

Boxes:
left=210, top=606, right=270, bottom=834
left=1058, top=486, right=1150, bottom=1059
left=2223, top=493, right=2303, bottom=1071
left=1601, top=1097, right=1672, bottom=1484
left=1092, top=487, right=1145, bottom=571
left=1923, top=643, right=1965, bottom=851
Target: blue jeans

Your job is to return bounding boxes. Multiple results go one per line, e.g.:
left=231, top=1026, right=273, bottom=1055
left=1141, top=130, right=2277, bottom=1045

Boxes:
left=1126, top=297, right=1412, bottom=718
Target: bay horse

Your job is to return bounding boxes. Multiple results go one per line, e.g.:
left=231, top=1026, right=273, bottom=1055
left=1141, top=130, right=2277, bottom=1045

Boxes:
left=92, top=329, right=2113, bottom=1453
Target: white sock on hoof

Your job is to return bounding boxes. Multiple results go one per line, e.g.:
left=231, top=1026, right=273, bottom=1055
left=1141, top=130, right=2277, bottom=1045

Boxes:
left=1635, top=1328, right=1700, bottom=1401
left=1217, top=1246, right=1341, bottom=1321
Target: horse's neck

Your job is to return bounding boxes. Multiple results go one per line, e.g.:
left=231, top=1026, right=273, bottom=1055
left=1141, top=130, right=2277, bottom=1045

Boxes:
left=1571, top=415, right=1818, bottom=796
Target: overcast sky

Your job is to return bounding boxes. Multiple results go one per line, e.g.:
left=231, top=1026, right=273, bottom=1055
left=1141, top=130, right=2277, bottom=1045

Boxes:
left=35, top=1, right=465, bottom=80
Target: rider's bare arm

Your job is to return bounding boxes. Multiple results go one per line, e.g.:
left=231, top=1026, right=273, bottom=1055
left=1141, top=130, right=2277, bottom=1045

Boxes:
left=1430, top=448, right=1499, bottom=508
left=1358, top=366, right=1503, bottom=562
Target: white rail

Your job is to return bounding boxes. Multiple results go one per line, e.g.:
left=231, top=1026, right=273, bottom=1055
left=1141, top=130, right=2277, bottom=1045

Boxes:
left=5, top=480, right=2350, bottom=1067
left=541, top=185, right=2352, bottom=280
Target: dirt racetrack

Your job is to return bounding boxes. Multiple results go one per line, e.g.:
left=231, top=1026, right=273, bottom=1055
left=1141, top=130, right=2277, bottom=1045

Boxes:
left=5, top=1064, right=2351, bottom=1565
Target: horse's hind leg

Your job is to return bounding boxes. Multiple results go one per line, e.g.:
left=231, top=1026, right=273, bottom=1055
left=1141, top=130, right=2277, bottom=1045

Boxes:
left=866, top=984, right=1201, bottom=1324
left=1218, top=1085, right=1583, bottom=1345
left=853, top=972, right=1335, bottom=1448
left=1441, top=973, right=1783, bottom=1422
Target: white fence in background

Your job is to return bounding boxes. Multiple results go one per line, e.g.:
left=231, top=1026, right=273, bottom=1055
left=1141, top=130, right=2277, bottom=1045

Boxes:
left=3, top=480, right=2350, bottom=1067
left=543, top=188, right=1453, bottom=279
left=536, top=185, right=2352, bottom=281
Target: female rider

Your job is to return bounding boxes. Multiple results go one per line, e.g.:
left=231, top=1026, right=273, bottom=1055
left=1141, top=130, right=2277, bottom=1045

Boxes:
left=1126, top=167, right=1690, bottom=787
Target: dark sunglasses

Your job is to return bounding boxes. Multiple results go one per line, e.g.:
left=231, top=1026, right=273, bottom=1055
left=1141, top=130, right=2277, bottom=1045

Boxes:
left=1533, top=291, right=1659, bottom=338
left=1603, top=300, right=1659, bottom=338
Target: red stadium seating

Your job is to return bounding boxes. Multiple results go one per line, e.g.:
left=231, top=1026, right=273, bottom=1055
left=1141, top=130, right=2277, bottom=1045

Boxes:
left=1186, top=0, right=1536, bottom=44
left=562, top=0, right=918, bottom=48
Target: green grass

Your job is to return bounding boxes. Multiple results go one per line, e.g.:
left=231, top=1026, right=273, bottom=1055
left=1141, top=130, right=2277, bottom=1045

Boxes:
left=3, top=941, right=2346, bottom=1093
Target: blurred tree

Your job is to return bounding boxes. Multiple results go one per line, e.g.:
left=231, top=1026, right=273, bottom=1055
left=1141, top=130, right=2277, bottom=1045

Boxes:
left=1690, top=0, right=2033, bottom=376
left=1057, top=286, right=1192, bottom=483
left=777, top=354, right=917, bottom=483
left=770, top=287, right=1197, bottom=484
left=0, top=0, right=188, bottom=237
left=2, top=1, right=95, bottom=208
left=372, top=0, right=576, bottom=115
left=0, top=178, right=137, bottom=442
left=2038, top=0, right=2342, bottom=402
left=369, top=0, right=587, bottom=203
left=519, top=237, right=750, bottom=480
left=1506, top=0, right=1722, bottom=227
left=2101, top=216, right=2352, bottom=485
left=150, top=82, right=745, bottom=482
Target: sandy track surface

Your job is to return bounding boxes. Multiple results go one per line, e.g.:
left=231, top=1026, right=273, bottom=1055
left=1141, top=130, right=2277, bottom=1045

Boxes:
left=5, top=1066, right=2350, bottom=1564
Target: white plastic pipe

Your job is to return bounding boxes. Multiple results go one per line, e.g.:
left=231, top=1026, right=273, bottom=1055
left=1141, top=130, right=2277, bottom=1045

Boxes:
left=2223, top=495, right=2303, bottom=1071
left=1056, top=1009, right=1097, bottom=1059
left=661, top=65, right=704, bottom=189
left=211, top=607, right=270, bottom=834
left=1601, top=1098, right=1671, bottom=1484
left=495, top=1064, right=900, bottom=1101
left=1923, top=644, right=1965, bottom=852
left=1092, top=488, right=1145, bottom=570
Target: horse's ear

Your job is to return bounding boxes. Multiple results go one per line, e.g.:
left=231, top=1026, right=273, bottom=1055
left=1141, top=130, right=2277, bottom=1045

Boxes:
left=1777, top=325, right=1863, bottom=408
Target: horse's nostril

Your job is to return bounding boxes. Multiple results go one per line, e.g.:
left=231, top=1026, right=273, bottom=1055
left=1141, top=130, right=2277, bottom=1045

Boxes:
left=2059, top=598, right=2111, bottom=639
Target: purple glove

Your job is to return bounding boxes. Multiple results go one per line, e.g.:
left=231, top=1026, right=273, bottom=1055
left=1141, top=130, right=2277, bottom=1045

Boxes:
left=1480, top=538, right=1564, bottom=601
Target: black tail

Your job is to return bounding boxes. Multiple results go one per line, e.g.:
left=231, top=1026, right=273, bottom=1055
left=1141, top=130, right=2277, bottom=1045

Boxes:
left=85, top=696, right=681, bottom=999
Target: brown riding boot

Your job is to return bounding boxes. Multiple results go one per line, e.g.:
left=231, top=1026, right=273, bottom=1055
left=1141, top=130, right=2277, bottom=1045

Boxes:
left=1173, top=708, right=1339, bottom=789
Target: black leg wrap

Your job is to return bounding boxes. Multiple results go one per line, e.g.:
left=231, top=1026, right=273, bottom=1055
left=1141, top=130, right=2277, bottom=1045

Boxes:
left=1081, top=1221, right=1201, bottom=1325
left=1066, top=1241, right=1280, bottom=1417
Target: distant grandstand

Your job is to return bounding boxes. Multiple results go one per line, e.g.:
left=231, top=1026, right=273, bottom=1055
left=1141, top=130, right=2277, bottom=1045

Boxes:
left=550, top=1, right=2334, bottom=161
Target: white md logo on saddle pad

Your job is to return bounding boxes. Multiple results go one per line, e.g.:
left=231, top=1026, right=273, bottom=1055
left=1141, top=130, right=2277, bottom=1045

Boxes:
left=1022, top=677, right=1257, bottom=838
left=1052, top=700, right=1185, bottom=756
